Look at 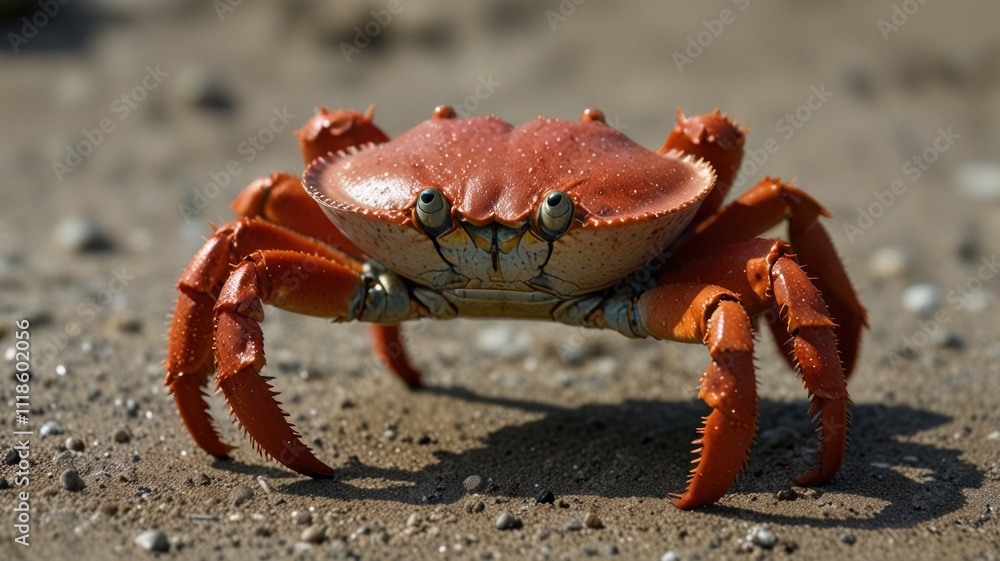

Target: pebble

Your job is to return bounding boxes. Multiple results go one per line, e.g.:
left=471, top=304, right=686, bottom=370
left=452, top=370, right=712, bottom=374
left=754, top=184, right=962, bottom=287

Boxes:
left=65, top=437, right=85, bottom=452
left=840, top=532, right=857, bottom=545
left=933, top=328, right=965, bottom=349
left=134, top=529, right=169, bottom=553
left=40, top=421, right=65, bottom=437
left=535, top=489, right=556, bottom=504
left=53, top=215, right=113, bottom=253
left=173, top=65, right=234, bottom=110
left=463, top=475, right=482, bottom=493
left=747, top=526, right=776, bottom=549
left=113, top=428, right=132, bottom=444
left=0, top=477, right=10, bottom=489
left=902, top=283, right=941, bottom=315
left=301, top=524, right=327, bottom=544
left=987, top=431, right=1000, bottom=440
left=230, top=485, right=253, bottom=507
left=582, top=512, right=603, bottom=529
left=61, top=468, right=85, bottom=492
left=955, top=162, right=1000, bottom=200
left=476, top=325, right=532, bottom=360
left=869, top=247, right=908, bottom=279
left=109, top=311, right=143, bottom=334
left=4, top=450, right=18, bottom=465
left=495, top=510, right=519, bottom=530
left=406, top=513, right=420, bottom=528
left=564, top=519, right=583, bottom=531
left=292, top=511, right=313, bottom=526
left=776, top=488, right=798, bottom=501
left=660, top=552, right=680, bottom=561
left=466, top=500, right=485, bottom=513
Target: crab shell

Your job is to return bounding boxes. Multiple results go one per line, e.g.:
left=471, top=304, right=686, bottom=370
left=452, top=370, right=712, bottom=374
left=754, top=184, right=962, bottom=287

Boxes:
left=304, top=114, right=715, bottom=297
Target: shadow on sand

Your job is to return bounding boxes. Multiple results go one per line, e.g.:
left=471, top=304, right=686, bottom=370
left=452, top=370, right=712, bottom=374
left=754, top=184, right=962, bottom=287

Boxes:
left=218, top=385, right=979, bottom=529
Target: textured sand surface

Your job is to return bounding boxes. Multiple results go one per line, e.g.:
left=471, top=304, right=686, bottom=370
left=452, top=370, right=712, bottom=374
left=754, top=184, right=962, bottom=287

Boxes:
left=1, top=2, right=998, bottom=560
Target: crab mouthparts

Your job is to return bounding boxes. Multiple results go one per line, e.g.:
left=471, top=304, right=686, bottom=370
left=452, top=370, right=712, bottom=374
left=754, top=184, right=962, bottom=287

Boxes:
left=461, top=223, right=529, bottom=273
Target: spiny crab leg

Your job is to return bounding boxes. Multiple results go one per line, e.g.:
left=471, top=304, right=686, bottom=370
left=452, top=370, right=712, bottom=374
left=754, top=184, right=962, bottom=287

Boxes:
left=674, top=177, right=867, bottom=377
left=165, top=217, right=359, bottom=461
left=636, top=284, right=758, bottom=509
left=214, top=249, right=366, bottom=477
left=644, top=240, right=850, bottom=508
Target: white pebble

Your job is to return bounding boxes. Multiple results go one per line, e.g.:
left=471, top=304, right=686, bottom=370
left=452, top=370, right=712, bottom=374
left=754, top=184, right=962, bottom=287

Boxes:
left=987, top=431, right=999, bottom=440
left=902, top=284, right=941, bottom=314
left=747, top=525, right=776, bottom=549
left=955, top=162, right=1000, bottom=200
left=134, top=529, right=169, bottom=552
left=660, top=552, right=680, bottom=561
left=869, top=247, right=908, bottom=279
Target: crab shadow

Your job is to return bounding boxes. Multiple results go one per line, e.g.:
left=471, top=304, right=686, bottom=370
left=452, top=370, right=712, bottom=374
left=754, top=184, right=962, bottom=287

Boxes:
left=273, top=386, right=979, bottom=529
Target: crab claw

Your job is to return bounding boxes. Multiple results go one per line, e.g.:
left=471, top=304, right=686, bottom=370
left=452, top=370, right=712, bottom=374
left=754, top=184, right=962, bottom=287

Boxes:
left=295, top=105, right=389, bottom=166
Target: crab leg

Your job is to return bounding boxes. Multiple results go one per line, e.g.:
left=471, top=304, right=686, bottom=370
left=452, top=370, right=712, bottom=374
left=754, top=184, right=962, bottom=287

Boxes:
left=650, top=239, right=850, bottom=505
left=214, top=249, right=366, bottom=476
left=635, top=284, right=758, bottom=509
left=673, top=178, right=867, bottom=377
left=165, top=218, right=360, bottom=459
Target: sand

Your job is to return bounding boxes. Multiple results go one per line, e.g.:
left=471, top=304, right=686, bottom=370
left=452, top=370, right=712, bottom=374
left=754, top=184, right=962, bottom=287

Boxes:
left=1, top=1, right=998, bottom=559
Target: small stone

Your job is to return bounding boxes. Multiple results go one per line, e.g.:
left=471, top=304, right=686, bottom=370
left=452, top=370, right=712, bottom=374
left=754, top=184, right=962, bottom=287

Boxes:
left=463, top=475, right=482, bottom=492
left=495, top=510, right=519, bottom=530
left=406, top=513, right=420, bottom=528
left=113, top=428, right=132, bottom=444
left=582, top=512, right=603, bottom=529
left=301, top=524, right=326, bottom=544
left=292, top=511, right=313, bottom=526
left=41, top=421, right=65, bottom=437
left=61, top=468, right=85, bottom=492
left=476, top=325, right=532, bottom=360
left=4, top=450, right=19, bottom=465
left=747, top=525, right=776, bottom=549
left=955, top=162, right=1000, bottom=200
left=660, top=552, right=680, bottom=561
left=869, top=247, right=908, bottom=279
left=776, top=488, right=798, bottom=501
left=564, top=519, right=583, bottom=531
left=603, top=544, right=620, bottom=555
left=933, top=329, right=965, bottom=349
left=174, top=65, right=234, bottom=111
left=0, top=477, right=10, bottom=489
left=902, top=283, right=941, bottom=315
left=987, top=431, right=1000, bottom=440
left=535, top=488, right=555, bottom=504
left=840, top=532, right=857, bottom=545
left=54, top=215, right=113, bottom=253
left=466, top=500, right=485, bottom=513
left=135, top=529, right=169, bottom=552
left=65, top=437, right=85, bottom=452
left=230, top=485, right=253, bottom=507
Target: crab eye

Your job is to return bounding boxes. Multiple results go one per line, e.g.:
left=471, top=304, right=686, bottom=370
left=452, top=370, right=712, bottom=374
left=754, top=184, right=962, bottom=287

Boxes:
left=415, top=188, right=452, bottom=237
left=537, top=190, right=574, bottom=240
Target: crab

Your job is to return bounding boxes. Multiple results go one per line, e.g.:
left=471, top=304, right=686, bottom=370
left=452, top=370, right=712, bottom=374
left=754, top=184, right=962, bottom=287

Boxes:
left=165, top=104, right=866, bottom=509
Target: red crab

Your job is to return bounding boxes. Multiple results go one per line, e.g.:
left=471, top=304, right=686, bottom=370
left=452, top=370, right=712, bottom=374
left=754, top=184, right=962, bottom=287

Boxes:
left=165, top=105, right=866, bottom=509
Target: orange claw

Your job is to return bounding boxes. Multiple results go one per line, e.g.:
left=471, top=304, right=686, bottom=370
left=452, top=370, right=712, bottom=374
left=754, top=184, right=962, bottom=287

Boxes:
left=660, top=109, right=746, bottom=225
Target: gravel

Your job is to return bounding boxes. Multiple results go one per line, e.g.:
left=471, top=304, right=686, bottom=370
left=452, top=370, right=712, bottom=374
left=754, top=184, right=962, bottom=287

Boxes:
left=134, top=529, right=169, bottom=553
left=463, top=475, right=482, bottom=492
left=495, top=510, right=519, bottom=530
left=60, top=468, right=85, bottom=492
left=902, top=283, right=942, bottom=314
left=747, top=526, right=777, bottom=549
left=535, top=489, right=555, bottom=504
left=230, top=485, right=254, bottom=507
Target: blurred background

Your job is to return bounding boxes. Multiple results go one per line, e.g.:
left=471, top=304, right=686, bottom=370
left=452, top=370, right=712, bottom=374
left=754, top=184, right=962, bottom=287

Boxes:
left=1, top=1, right=999, bottom=558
